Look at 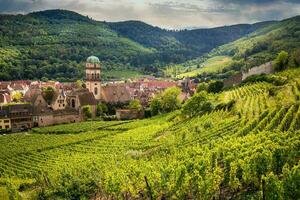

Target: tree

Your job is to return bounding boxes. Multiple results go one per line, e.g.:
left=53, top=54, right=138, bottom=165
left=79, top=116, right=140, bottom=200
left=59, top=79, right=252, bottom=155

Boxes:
left=196, top=82, right=208, bottom=93
left=76, top=80, right=85, bottom=88
left=288, top=49, right=300, bottom=68
left=150, top=87, right=181, bottom=116
left=182, top=91, right=213, bottom=117
left=128, top=99, right=142, bottom=111
left=150, top=97, right=162, bottom=116
left=12, top=92, right=23, bottom=102
left=82, top=105, right=92, bottom=119
left=96, top=103, right=108, bottom=117
left=274, top=51, right=289, bottom=71
left=160, top=87, right=181, bottom=113
left=42, top=86, right=55, bottom=104
left=207, top=81, right=224, bottom=93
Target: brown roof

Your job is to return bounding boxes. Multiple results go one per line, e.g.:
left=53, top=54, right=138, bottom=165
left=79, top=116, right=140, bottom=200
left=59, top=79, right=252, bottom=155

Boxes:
left=101, top=85, right=131, bottom=104
left=69, top=88, right=97, bottom=106
left=23, top=89, right=42, bottom=103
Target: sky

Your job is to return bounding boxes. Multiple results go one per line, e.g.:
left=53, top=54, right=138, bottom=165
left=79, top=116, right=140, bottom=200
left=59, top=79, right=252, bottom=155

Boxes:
left=0, top=0, right=300, bottom=29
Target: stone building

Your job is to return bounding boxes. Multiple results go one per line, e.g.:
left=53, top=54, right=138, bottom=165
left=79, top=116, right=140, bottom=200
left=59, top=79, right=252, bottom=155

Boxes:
left=51, top=88, right=67, bottom=110
left=5, top=104, right=33, bottom=132
left=85, top=56, right=101, bottom=100
left=0, top=109, right=11, bottom=131
left=100, top=85, right=132, bottom=105
left=67, top=88, right=97, bottom=118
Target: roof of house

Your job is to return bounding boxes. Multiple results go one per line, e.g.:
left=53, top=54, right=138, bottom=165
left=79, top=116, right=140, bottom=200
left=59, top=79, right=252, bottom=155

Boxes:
left=101, top=85, right=131, bottom=104
left=69, top=88, right=97, bottom=106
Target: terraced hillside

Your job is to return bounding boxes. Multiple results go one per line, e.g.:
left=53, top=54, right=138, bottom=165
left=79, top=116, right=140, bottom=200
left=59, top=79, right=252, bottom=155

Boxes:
left=0, top=69, right=300, bottom=199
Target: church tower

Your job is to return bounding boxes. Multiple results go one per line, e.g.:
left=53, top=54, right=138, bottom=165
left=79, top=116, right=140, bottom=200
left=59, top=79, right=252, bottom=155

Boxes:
left=85, top=56, right=101, bottom=100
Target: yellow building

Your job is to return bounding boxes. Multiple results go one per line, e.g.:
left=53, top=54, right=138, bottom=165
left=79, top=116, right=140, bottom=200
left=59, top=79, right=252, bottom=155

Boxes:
left=0, top=118, right=11, bottom=131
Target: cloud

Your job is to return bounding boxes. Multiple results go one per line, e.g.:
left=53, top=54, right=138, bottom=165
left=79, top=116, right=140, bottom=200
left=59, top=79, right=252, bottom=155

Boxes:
left=0, top=0, right=299, bottom=28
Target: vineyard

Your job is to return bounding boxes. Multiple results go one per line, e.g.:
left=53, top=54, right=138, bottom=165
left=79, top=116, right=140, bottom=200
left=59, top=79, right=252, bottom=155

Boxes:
left=0, top=70, right=300, bottom=199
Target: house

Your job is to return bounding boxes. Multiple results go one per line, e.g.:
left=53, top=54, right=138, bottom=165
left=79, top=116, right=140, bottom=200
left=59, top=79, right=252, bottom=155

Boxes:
left=51, top=88, right=67, bottom=110
left=100, top=85, right=132, bottom=104
left=0, top=91, right=11, bottom=105
left=7, top=104, right=33, bottom=132
left=67, top=88, right=97, bottom=118
left=0, top=108, right=11, bottom=132
left=30, top=93, right=54, bottom=127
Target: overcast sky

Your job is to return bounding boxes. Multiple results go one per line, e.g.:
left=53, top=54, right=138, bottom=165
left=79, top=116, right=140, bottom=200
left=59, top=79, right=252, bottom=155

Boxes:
left=0, top=0, right=300, bottom=29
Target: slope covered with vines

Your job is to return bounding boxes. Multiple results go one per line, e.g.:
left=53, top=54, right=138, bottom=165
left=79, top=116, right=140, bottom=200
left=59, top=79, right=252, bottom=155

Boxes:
left=0, top=69, right=299, bottom=199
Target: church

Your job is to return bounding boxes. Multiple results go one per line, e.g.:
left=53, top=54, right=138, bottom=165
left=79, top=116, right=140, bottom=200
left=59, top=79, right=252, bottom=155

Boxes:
left=85, top=56, right=132, bottom=104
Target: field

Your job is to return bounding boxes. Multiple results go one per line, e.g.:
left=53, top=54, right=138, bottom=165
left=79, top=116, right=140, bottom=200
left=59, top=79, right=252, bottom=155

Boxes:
left=176, top=56, right=233, bottom=78
left=0, top=69, right=300, bottom=199
left=103, top=69, right=143, bottom=80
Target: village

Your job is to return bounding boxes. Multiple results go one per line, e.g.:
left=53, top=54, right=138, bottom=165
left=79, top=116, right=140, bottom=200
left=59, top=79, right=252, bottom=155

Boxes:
left=0, top=56, right=199, bottom=132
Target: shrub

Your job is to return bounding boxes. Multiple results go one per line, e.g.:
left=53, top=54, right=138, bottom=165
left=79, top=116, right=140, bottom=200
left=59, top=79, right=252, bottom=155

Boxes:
left=96, top=103, right=108, bottom=117
left=274, top=51, right=289, bottom=71
left=150, top=87, right=181, bottom=116
left=82, top=105, right=92, bottom=119
left=207, top=80, right=224, bottom=93
left=182, top=91, right=213, bottom=117
left=128, top=99, right=142, bottom=111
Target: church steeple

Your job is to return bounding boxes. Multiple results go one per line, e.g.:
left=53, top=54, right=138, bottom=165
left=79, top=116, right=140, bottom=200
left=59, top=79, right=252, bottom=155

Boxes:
left=85, top=56, right=101, bottom=100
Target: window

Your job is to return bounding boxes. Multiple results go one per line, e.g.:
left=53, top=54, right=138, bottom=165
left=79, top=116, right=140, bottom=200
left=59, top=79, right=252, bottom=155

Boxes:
left=94, top=87, right=98, bottom=95
left=92, top=73, right=95, bottom=79
left=5, top=125, right=9, bottom=129
left=94, top=64, right=96, bottom=68
left=4, top=120, right=9, bottom=123
left=71, top=99, right=76, bottom=108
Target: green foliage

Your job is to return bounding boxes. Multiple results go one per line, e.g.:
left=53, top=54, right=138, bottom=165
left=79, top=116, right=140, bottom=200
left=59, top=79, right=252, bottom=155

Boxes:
left=182, top=91, right=213, bottom=117
left=82, top=105, right=92, bottom=119
left=96, top=103, right=109, bottom=117
left=274, top=51, right=289, bottom=71
left=0, top=10, right=272, bottom=81
left=207, top=80, right=224, bottom=93
left=0, top=68, right=300, bottom=199
left=196, top=82, right=208, bottom=93
left=282, top=164, right=300, bottom=199
left=150, top=87, right=181, bottom=116
left=128, top=99, right=142, bottom=111
left=42, top=86, right=55, bottom=104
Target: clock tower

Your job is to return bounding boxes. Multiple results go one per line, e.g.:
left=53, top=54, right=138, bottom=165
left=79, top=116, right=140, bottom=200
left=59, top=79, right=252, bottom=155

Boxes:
left=85, top=56, right=101, bottom=100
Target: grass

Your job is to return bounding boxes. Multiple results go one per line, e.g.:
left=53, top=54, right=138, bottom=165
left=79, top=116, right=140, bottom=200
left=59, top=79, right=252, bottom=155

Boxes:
left=104, top=69, right=143, bottom=79
left=177, top=56, right=233, bottom=78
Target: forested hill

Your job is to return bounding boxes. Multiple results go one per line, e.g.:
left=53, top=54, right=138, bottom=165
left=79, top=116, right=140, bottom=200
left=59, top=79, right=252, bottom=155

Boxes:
left=0, top=9, right=275, bottom=81
left=108, top=20, right=274, bottom=58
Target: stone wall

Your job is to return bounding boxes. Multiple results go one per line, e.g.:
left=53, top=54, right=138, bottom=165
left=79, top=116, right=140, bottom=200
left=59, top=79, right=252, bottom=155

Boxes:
left=53, top=113, right=81, bottom=125
left=223, top=72, right=243, bottom=88
left=36, top=113, right=81, bottom=127
left=116, top=109, right=144, bottom=120
left=242, top=62, right=274, bottom=80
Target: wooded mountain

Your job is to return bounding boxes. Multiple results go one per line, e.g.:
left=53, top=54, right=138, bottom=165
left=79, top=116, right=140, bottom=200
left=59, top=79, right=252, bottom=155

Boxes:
left=172, top=15, right=300, bottom=80
left=0, top=9, right=276, bottom=81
